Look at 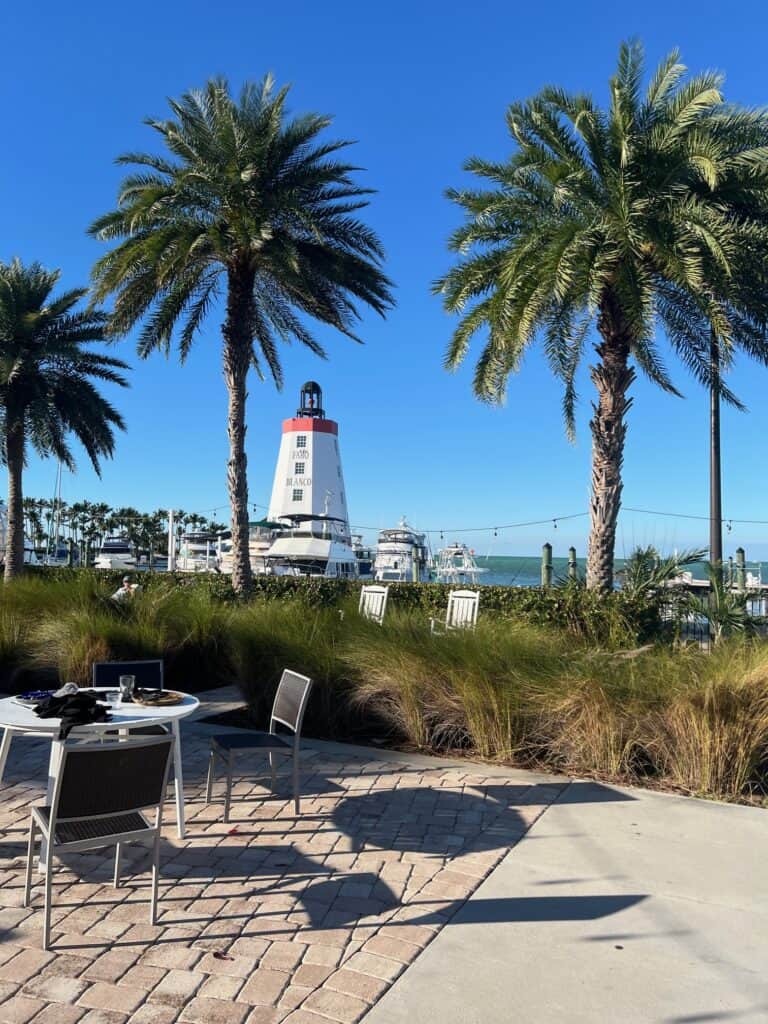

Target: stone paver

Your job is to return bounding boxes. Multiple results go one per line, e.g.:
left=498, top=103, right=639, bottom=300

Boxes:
left=0, top=993, right=46, bottom=1024
left=77, top=981, right=145, bottom=1014
left=0, top=689, right=565, bottom=1023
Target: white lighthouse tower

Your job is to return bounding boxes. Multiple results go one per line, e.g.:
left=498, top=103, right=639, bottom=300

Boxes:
left=264, top=382, right=357, bottom=577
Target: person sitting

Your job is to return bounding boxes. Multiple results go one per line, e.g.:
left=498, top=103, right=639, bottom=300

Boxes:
left=112, top=575, right=142, bottom=601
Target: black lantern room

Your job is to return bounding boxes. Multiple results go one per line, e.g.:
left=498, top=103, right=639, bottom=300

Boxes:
left=297, top=381, right=325, bottom=418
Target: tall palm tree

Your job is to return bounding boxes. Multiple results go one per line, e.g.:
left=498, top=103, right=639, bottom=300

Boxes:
left=89, top=76, right=393, bottom=593
left=435, top=41, right=768, bottom=590
left=0, top=259, right=129, bottom=579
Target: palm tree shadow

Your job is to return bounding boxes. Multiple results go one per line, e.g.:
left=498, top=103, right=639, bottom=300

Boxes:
left=330, top=780, right=633, bottom=858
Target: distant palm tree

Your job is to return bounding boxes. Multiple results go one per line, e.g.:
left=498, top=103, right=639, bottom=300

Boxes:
left=436, top=41, right=768, bottom=590
left=89, top=76, right=393, bottom=593
left=0, top=259, right=128, bottom=579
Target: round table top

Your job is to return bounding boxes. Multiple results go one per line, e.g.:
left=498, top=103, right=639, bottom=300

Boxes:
left=0, top=687, right=200, bottom=734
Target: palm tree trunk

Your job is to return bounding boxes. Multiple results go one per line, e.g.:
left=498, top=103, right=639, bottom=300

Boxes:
left=5, top=417, right=26, bottom=581
left=586, top=297, right=635, bottom=591
left=223, top=265, right=255, bottom=594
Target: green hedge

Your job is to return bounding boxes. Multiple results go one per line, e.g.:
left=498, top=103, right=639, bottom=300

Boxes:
left=26, top=567, right=660, bottom=647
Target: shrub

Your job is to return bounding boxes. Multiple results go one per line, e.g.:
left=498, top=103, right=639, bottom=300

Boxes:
left=26, top=567, right=658, bottom=647
left=4, top=572, right=768, bottom=802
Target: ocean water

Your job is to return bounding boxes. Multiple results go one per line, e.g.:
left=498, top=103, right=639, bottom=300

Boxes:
left=473, top=556, right=763, bottom=588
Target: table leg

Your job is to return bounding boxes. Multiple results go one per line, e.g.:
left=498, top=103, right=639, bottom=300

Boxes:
left=39, top=740, right=63, bottom=872
left=0, top=728, right=14, bottom=786
left=171, top=720, right=185, bottom=838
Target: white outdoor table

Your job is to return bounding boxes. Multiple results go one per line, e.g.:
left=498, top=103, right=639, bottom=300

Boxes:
left=0, top=688, right=199, bottom=864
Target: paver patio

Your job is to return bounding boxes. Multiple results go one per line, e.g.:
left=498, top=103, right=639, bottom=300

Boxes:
left=0, top=689, right=566, bottom=1023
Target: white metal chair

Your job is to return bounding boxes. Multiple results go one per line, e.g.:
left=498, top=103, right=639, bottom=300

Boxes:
left=359, top=584, right=389, bottom=625
left=24, top=735, right=173, bottom=950
left=430, top=589, right=480, bottom=633
left=206, top=669, right=313, bottom=821
left=0, top=722, right=50, bottom=786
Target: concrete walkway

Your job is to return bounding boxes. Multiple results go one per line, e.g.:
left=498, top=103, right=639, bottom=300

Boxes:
left=0, top=685, right=765, bottom=1024
left=364, top=780, right=767, bottom=1024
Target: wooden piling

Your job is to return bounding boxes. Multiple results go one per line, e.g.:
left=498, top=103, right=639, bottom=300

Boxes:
left=568, top=546, right=578, bottom=581
left=736, top=547, right=746, bottom=590
left=541, top=543, right=553, bottom=588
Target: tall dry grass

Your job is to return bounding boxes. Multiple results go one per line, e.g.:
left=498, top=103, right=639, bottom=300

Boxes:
left=0, top=576, right=766, bottom=802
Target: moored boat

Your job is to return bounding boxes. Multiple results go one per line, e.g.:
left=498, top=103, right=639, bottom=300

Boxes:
left=432, top=542, right=487, bottom=585
left=94, top=536, right=136, bottom=571
left=373, top=517, right=430, bottom=582
left=176, top=532, right=222, bottom=573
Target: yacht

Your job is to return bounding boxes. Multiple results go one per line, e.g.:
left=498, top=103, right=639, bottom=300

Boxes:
left=373, top=517, right=431, bottom=582
left=176, top=532, right=222, bottom=573
left=94, top=536, right=136, bottom=571
left=352, top=534, right=374, bottom=579
left=43, top=542, right=79, bottom=567
left=264, top=514, right=358, bottom=578
left=250, top=521, right=281, bottom=574
left=433, top=542, right=487, bottom=585
left=216, top=522, right=287, bottom=575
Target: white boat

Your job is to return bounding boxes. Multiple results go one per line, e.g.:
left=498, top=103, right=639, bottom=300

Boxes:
left=42, top=542, right=79, bottom=567
left=176, top=532, right=222, bottom=573
left=264, top=515, right=358, bottom=578
left=352, top=534, right=374, bottom=579
left=94, top=536, right=136, bottom=571
left=433, top=542, right=487, bottom=585
left=217, top=522, right=290, bottom=576
left=249, top=521, right=282, bottom=574
left=373, top=517, right=431, bottom=582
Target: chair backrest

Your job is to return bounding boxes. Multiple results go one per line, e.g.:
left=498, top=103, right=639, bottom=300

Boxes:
left=92, top=659, right=164, bottom=691
left=53, top=736, right=173, bottom=821
left=270, top=669, right=313, bottom=736
left=446, top=589, right=480, bottom=630
left=359, top=584, right=389, bottom=625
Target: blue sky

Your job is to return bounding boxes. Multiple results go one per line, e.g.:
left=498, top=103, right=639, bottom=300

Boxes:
left=2, top=0, right=768, bottom=558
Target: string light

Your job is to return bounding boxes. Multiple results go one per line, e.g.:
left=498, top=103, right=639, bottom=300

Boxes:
left=56, top=498, right=768, bottom=535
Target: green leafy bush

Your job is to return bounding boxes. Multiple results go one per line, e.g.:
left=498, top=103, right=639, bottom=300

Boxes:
left=28, top=567, right=658, bottom=647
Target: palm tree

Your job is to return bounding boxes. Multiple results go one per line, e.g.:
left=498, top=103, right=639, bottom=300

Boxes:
left=687, top=562, right=754, bottom=644
left=0, top=259, right=129, bottom=579
left=435, top=41, right=768, bottom=590
left=89, top=76, right=393, bottom=593
left=619, top=545, right=706, bottom=598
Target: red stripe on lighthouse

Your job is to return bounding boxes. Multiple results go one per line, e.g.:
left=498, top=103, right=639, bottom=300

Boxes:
left=282, top=418, right=338, bottom=435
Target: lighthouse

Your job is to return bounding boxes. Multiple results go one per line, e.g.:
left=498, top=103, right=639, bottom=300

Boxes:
left=264, top=383, right=356, bottom=576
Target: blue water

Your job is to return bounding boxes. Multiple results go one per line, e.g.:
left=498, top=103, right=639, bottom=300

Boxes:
left=474, top=556, right=758, bottom=587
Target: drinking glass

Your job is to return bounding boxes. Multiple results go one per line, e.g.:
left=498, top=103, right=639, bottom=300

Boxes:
left=118, top=675, right=136, bottom=703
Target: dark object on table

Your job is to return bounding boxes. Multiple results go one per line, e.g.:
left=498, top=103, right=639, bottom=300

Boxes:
left=33, top=692, right=111, bottom=739
left=23, top=734, right=173, bottom=950
left=92, top=660, right=166, bottom=733
left=206, top=668, right=313, bottom=821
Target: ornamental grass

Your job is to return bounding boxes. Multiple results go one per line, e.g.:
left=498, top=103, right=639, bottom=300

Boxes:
left=0, top=573, right=765, bottom=803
